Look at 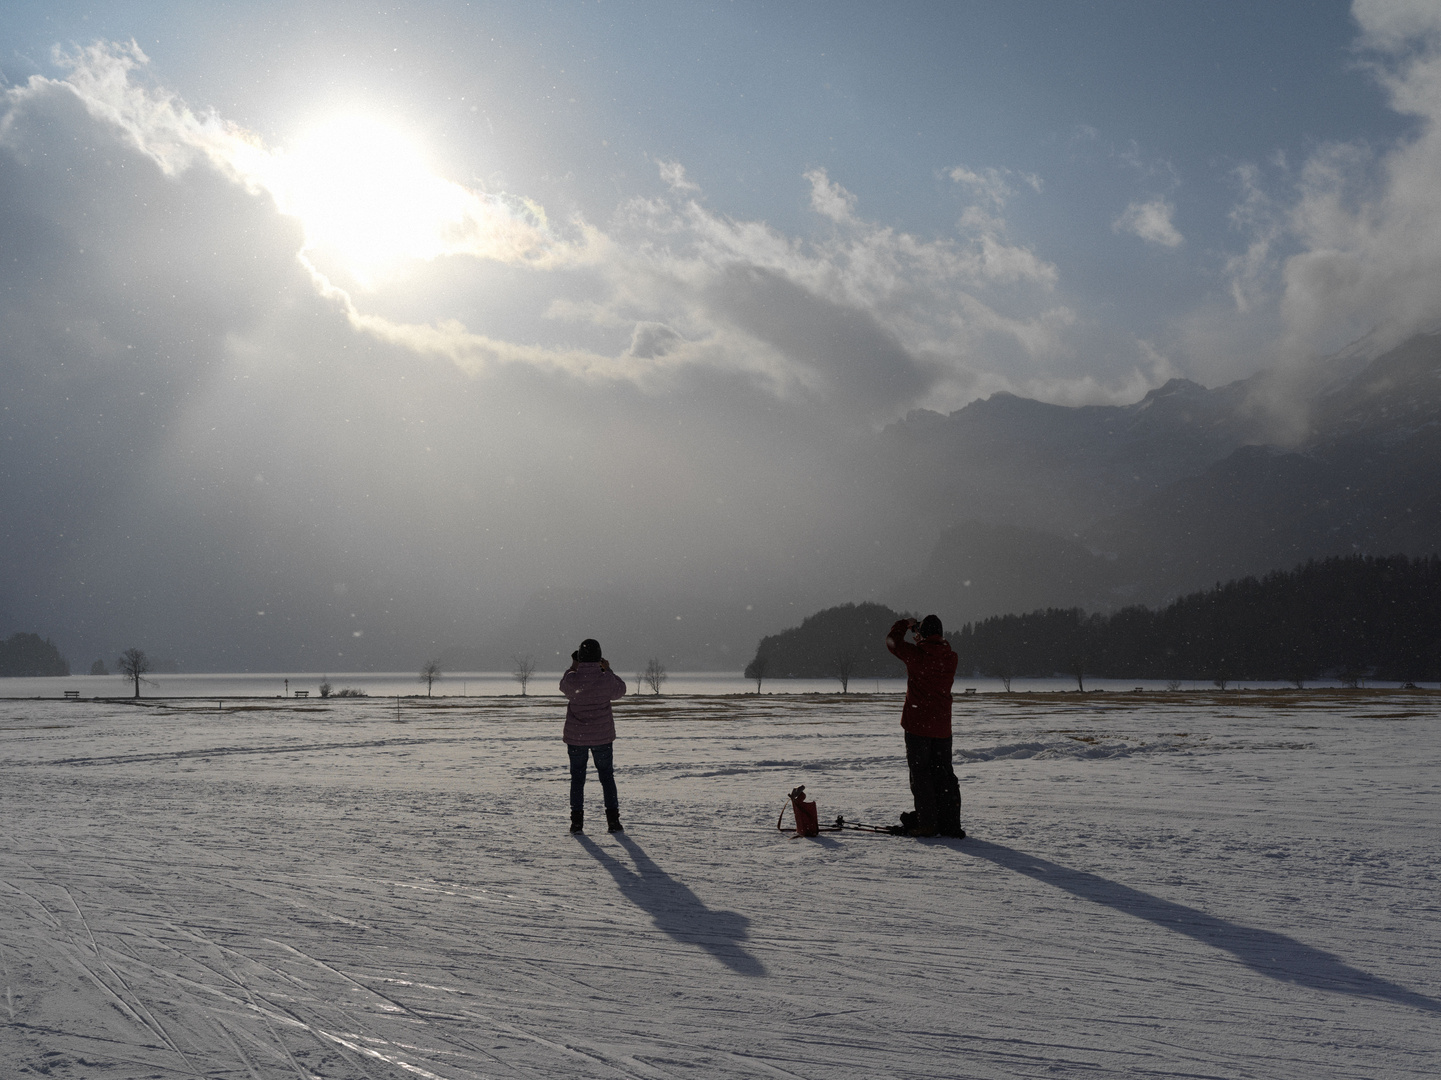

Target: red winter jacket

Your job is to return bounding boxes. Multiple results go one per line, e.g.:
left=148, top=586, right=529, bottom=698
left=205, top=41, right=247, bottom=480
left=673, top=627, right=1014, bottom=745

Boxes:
left=885, top=619, right=958, bottom=738
left=559, top=662, right=627, bottom=745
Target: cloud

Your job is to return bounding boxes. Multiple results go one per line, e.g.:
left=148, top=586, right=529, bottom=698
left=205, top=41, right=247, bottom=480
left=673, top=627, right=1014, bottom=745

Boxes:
left=1221, top=164, right=1283, bottom=312
left=657, top=158, right=699, bottom=192
left=36, top=42, right=586, bottom=290
left=597, top=170, right=1073, bottom=413
left=1112, top=198, right=1184, bottom=248
left=805, top=167, right=857, bottom=222
left=624, top=321, right=685, bottom=359
left=1117, top=141, right=1180, bottom=187
left=1353, top=0, right=1441, bottom=54
left=1207, top=1, right=1441, bottom=370
left=10, top=46, right=1099, bottom=422
left=948, top=164, right=1014, bottom=209
left=1267, top=0, right=1441, bottom=359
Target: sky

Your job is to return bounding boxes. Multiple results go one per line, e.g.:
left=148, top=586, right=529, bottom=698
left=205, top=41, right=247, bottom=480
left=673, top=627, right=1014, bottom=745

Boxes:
left=3, top=1, right=1441, bottom=672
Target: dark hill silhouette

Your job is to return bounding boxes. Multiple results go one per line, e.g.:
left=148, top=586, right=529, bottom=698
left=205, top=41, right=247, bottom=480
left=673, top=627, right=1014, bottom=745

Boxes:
left=0, top=633, right=70, bottom=677
left=744, top=602, right=907, bottom=681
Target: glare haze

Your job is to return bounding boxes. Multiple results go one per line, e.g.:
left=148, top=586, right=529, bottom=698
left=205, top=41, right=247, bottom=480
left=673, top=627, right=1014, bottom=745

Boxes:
left=2, top=1, right=1439, bottom=671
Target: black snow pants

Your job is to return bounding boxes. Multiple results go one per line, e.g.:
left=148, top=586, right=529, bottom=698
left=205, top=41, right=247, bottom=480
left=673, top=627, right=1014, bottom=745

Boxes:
left=905, top=732, right=961, bottom=835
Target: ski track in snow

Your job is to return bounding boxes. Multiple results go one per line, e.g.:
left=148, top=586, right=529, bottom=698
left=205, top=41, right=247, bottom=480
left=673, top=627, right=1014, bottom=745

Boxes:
left=1, top=690, right=1438, bottom=1078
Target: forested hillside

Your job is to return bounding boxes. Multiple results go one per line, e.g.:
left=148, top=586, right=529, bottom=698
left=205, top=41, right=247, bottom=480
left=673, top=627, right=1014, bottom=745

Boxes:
left=949, top=555, right=1441, bottom=685
left=744, top=602, right=907, bottom=683
left=748, top=556, right=1441, bottom=685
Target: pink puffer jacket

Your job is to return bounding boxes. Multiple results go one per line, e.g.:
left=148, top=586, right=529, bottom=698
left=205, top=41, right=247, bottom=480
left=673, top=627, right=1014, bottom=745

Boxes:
left=559, top=663, right=628, bottom=745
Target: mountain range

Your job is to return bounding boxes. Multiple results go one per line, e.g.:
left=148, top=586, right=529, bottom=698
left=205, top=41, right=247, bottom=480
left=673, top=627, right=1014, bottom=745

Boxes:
left=892, top=330, right=1441, bottom=625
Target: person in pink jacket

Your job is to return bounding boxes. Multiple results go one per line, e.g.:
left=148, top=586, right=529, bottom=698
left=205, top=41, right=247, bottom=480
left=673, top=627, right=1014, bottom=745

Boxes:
left=559, top=637, right=628, bottom=833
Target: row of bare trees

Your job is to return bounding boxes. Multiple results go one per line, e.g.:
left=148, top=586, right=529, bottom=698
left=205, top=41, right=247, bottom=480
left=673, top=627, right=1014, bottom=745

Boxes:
left=415, top=656, right=537, bottom=696
left=416, top=654, right=669, bottom=696
left=102, top=649, right=672, bottom=701
left=747, top=650, right=858, bottom=694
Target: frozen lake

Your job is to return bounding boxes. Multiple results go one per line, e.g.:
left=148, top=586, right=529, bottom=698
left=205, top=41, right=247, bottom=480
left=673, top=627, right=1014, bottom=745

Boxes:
left=2, top=670, right=1419, bottom=699
left=2, top=689, right=1438, bottom=1077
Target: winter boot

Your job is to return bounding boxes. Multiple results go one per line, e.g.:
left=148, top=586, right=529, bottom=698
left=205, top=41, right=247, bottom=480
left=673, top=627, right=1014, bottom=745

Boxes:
left=606, top=809, right=624, bottom=833
left=899, top=810, right=918, bottom=832
left=570, top=810, right=584, bottom=834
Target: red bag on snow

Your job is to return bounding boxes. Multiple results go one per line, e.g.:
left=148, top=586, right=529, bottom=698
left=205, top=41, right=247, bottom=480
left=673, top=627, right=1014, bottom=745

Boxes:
left=779, top=785, right=820, bottom=837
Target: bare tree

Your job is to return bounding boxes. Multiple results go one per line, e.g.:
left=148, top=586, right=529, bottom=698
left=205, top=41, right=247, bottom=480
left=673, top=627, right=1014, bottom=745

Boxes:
left=512, top=653, right=536, bottom=696
left=116, top=648, right=150, bottom=699
left=988, top=655, right=1014, bottom=693
left=1065, top=613, right=1090, bottom=693
left=749, top=653, right=769, bottom=694
left=978, top=644, right=1014, bottom=692
left=319, top=678, right=333, bottom=699
left=419, top=660, right=442, bottom=697
left=831, top=650, right=855, bottom=694
left=643, top=657, right=667, bottom=695
left=89, top=658, right=108, bottom=676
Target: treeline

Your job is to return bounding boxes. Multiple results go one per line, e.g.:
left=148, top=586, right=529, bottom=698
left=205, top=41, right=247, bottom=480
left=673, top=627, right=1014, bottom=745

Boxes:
left=0, top=633, right=70, bottom=677
left=745, top=602, right=906, bottom=682
left=950, top=554, right=1441, bottom=685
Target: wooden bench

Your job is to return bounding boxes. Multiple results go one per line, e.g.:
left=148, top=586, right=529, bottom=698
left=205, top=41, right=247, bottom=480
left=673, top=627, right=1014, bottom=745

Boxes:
left=294, top=690, right=309, bottom=698
left=63, top=690, right=79, bottom=699
left=962, top=687, right=977, bottom=695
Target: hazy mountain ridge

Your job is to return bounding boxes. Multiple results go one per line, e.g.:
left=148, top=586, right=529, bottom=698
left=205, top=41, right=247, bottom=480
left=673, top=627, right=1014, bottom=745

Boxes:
left=865, top=370, right=1269, bottom=541
left=900, top=332, right=1441, bottom=623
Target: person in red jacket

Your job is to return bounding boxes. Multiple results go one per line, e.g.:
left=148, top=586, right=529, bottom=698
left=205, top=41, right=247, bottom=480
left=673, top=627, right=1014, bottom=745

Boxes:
left=885, top=614, right=963, bottom=837
left=559, top=638, right=628, bottom=834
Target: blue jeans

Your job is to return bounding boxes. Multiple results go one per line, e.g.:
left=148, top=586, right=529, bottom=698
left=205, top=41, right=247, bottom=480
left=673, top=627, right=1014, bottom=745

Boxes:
left=567, top=742, right=619, bottom=814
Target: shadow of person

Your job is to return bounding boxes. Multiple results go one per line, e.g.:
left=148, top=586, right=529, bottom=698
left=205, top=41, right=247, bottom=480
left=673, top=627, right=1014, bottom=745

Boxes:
left=963, top=840, right=1440, bottom=1013
left=575, top=833, right=766, bottom=977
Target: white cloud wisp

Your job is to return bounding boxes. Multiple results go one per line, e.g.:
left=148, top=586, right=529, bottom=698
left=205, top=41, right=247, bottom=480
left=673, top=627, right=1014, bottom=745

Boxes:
left=1219, top=1, right=1441, bottom=365
left=1113, top=197, right=1184, bottom=248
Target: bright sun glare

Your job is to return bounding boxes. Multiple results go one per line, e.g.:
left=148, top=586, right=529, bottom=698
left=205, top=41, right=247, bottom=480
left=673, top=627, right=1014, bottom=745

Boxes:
left=274, top=115, right=470, bottom=285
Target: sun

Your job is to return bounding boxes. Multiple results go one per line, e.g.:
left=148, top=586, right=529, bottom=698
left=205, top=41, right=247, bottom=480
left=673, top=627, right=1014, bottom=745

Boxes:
left=272, top=115, right=471, bottom=285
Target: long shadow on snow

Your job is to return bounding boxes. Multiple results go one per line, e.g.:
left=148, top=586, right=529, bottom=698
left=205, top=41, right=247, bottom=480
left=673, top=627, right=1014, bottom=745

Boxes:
left=964, top=840, right=1440, bottom=1013
left=576, top=833, right=766, bottom=977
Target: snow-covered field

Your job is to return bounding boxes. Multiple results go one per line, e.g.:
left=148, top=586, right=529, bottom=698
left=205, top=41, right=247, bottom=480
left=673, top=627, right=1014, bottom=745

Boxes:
left=2, top=690, right=1438, bottom=1079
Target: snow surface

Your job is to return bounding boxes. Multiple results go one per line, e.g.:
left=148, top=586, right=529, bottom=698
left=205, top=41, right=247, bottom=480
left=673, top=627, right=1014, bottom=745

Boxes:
left=1, top=690, right=1438, bottom=1079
